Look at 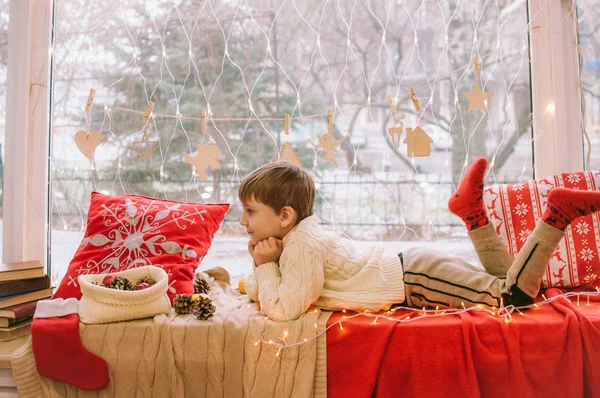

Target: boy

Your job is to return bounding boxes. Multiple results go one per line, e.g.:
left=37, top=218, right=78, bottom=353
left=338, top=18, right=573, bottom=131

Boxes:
left=239, top=159, right=600, bottom=322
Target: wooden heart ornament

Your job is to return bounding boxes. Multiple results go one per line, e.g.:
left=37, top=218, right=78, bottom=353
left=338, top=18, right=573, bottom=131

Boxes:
left=75, top=130, right=103, bottom=160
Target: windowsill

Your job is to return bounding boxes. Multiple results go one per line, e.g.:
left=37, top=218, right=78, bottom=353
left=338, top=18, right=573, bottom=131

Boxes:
left=0, top=337, right=29, bottom=369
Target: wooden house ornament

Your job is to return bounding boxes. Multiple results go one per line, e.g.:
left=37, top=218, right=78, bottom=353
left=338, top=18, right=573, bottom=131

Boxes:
left=403, top=126, right=433, bottom=157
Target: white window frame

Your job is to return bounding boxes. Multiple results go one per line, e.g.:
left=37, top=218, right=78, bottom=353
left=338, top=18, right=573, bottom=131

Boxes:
left=1, top=0, right=585, bottom=270
left=530, top=0, right=584, bottom=177
left=4, top=0, right=52, bottom=268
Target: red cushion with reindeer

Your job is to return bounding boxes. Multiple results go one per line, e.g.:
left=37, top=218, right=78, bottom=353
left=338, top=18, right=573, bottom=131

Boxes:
left=54, top=192, right=229, bottom=301
left=483, top=170, right=600, bottom=288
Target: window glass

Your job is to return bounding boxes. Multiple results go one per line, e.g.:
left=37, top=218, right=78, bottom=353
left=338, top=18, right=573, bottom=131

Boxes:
left=50, top=1, right=533, bottom=284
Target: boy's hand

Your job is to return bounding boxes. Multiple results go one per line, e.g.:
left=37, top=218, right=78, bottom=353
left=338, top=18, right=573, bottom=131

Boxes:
left=248, top=240, right=258, bottom=268
left=253, top=237, right=283, bottom=266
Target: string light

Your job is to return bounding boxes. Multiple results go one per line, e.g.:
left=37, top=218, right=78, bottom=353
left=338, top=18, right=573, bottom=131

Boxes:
left=252, top=290, right=599, bottom=356
left=44, top=0, right=561, bottom=295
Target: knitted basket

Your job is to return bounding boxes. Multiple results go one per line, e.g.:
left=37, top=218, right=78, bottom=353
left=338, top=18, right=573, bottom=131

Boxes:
left=78, top=266, right=171, bottom=324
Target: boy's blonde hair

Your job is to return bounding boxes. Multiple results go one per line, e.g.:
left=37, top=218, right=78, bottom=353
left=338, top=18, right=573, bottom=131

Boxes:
left=239, top=161, right=316, bottom=221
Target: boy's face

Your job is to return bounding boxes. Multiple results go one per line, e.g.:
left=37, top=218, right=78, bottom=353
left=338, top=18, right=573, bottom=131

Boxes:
left=240, top=196, right=287, bottom=244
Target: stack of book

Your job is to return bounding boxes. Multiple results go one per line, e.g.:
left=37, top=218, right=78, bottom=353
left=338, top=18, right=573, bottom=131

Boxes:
left=0, top=261, right=53, bottom=342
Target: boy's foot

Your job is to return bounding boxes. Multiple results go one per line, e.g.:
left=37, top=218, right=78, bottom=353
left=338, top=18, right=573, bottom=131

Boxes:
left=448, top=157, right=490, bottom=231
left=542, top=187, right=600, bottom=230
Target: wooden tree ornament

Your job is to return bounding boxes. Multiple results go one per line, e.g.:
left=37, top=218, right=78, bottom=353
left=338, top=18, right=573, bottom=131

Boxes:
left=279, top=142, right=303, bottom=167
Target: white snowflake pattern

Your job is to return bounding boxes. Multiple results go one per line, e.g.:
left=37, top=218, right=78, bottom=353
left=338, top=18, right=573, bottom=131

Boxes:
left=566, top=173, right=582, bottom=184
left=520, top=219, right=528, bottom=226
left=582, top=238, right=589, bottom=246
left=510, top=183, right=525, bottom=192
left=579, top=248, right=596, bottom=262
left=76, top=198, right=207, bottom=279
left=574, top=221, right=591, bottom=236
left=581, top=273, right=598, bottom=286
left=514, top=203, right=529, bottom=216
left=518, top=229, right=532, bottom=242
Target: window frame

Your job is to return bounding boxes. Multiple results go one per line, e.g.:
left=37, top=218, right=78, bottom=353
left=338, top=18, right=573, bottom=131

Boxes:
left=4, top=0, right=52, bottom=268
left=2, top=0, right=585, bottom=270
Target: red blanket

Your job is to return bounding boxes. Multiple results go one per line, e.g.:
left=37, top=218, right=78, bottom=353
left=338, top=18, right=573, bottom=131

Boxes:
left=327, top=288, right=600, bottom=398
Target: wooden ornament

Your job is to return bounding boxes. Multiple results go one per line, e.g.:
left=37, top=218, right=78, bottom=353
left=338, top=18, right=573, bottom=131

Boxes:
left=75, top=130, right=102, bottom=160
left=388, top=126, right=404, bottom=149
left=279, top=142, right=302, bottom=167
left=327, top=109, right=333, bottom=135
left=132, top=131, right=158, bottom=159
left=463, top=82, right=493, bottom=112
left=403, top=126, right=433, bottom=157
left=185, top=144, right=221, bottom=180
left=313, top=132, right=342, bottom=167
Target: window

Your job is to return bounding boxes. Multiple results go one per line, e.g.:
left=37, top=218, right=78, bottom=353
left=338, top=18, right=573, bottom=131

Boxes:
left=579, top=0, right=600, bottom=170
left=48, top=1, right=535, bottom=284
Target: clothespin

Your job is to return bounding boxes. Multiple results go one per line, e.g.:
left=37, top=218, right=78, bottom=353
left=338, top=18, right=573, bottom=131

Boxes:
left=141, top=102, right=155, bottom=125
left=386, top=94, right=397, bottom=115
left=284, top=114, right=290, bottom=135
left=410, top=88, right=421, bottom=112
left=327, top=109, right=333, bottom=135
left=201, top=110, right=207, bottom=135
left=473, top=56, right=481, bottom=78
left=85, top=89, right=96, bottom=113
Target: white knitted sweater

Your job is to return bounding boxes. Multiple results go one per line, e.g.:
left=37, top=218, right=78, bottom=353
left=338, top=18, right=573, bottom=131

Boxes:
left=246, top=215, right=405, bottom=321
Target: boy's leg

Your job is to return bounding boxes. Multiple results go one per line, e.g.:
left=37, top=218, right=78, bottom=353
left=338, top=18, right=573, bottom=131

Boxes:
left=506, top=187, right=600, bottom=304
left=448, top=157, right=490, bottom=231
left=469, top=224, right=514, bottom=278
left=449, top=156, right=514, bottom=277
left=402, top=246, right=506, bottom=309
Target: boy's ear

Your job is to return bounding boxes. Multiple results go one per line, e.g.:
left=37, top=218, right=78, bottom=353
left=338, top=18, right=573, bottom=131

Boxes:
left=279, top=206, right=296, bottom=228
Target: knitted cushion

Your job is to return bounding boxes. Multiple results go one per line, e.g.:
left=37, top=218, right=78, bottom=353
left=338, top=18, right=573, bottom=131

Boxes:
left=54, top=192, right=229, bottom=302
left=78, top=266, right=171, bottom=324
left=483, top=170, right=600, bottom=288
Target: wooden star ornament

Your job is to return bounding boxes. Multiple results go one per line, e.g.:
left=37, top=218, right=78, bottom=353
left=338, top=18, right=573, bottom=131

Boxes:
left=133, top=131, right=158, bottom=159
left=185, top=144, right=221, bottom=180
left=463, top=82, right=493, bottom=112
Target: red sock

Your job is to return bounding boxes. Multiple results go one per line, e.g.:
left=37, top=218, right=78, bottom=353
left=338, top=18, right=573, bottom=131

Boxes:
left=542, top=187, right=600, bottom=231
left=448, top=157, right=490, bottom=231
left=31, top=314, right=109, bottom=390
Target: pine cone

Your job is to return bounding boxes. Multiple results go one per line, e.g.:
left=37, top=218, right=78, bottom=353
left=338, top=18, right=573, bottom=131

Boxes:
left=173, top=294, right=194, bottom=315
left=108, top=276, right=133, bottom=290
left=192, top=294, right=216, bottom=320
left=194, top=275, right=210, bottom=295
left=135, top=276, right=156, bottom=287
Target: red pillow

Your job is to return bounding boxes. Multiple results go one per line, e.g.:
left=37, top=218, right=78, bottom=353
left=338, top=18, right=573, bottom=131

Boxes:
left=54, top=192, right=229, bottom=301
left=483, top=170, right=600, bottom=289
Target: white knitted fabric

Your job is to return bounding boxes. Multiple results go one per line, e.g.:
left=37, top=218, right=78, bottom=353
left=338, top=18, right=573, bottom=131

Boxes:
left=78, top=266, right=171, bottom=324
left=33, top=298, right=79, bottom=319
left=248, top=215, right=405, bottom=321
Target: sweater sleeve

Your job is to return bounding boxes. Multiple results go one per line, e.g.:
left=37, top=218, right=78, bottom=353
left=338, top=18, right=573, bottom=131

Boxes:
left=253, top=242, right=325, bottom=321
left=245, top=273, right=259, bottom=302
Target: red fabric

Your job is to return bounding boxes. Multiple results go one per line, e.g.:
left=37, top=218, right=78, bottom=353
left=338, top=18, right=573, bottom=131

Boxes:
left=327, top=289, right=600, bottom=398
left=54, top=192, right=229, bottom=301
left=484, top=171, right=600, bottom=288
left=31, top=314, right=109, bottom=390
